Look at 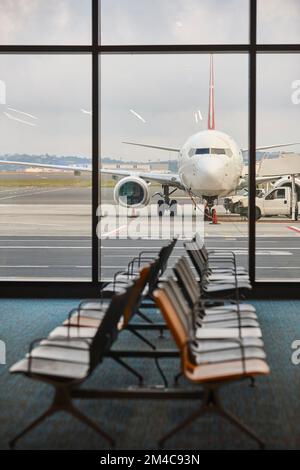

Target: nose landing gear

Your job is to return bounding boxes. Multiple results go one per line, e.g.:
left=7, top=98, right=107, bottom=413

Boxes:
left=204, top=196, right=219, bottom=224
left=155, top=185, right=178, bottom=217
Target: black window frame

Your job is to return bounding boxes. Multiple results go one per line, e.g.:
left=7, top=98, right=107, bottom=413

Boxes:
left=0, top=0, right=299, bottom=298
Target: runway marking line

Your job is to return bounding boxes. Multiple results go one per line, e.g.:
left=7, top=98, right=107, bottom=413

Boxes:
left=0, top=246, right=90, bottom=249
left=258, top=267, right=300, bottom=269
left=100, top=225, right=128, bottom=238
left=0, top=187, right=74, bottom=202
left=0, top=223, right=66, bottom=227
left=0, top=265, right=91, bottom=268
left=2, top=266, right=300, bottom=271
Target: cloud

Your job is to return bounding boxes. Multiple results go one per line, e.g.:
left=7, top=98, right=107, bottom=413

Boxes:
left=101, top=0, right=248, bottom=44
left=258, top=0, right=300, bottom=43
left=0, top=0, right=91, bottom=44
left=0, top=55, right=91, bottom=156
left=101, top=54, right=249, bottom=158
left=0, top=1, right=299, bottom=159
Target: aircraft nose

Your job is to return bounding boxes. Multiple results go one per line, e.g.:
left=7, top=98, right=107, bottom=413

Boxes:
left=195, top=157, right=227, bottom=192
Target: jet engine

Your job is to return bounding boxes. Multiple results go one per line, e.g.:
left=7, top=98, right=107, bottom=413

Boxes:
left=114, top=176, right=151, bottom=208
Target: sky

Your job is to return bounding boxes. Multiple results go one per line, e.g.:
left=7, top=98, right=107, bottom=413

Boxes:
left=0, top=0, right=299, bottom=160
left=0, top=0, right=91, bottom=45
left=101, top=0, right=300, bottom=45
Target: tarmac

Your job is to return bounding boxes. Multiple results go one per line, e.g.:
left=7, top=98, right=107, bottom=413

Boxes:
left=0, top=186, right=299, bottom=281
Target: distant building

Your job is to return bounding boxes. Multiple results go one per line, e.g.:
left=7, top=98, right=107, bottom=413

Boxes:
left=101, top=162, right=169, bottom=173
left=24, top=167, right=58, bottom=173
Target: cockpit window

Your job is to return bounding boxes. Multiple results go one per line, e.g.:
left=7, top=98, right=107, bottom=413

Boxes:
left=192, top=148, right=232, bottom=157
left=195, top=148, right=210, bottom=155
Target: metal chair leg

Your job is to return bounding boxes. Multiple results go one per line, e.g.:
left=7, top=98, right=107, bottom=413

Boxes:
left=158, top=387, right=265, bottom=449
left=249, top=377, right=256, bottom=388
left=158, top=328, right=165, bottom=339
left=212, top=387, right=265, bottom=448
left=129, top=328, right=156, bottom=350
left=159, top=401, right=209, bottom=448
left=68, top=404, right=115, bottom=447
left=154, top=357, right=168, bottom=387
left=112, top=356, right=144, bottom=385
left=136, top=310, right=154, bottom=324
left=9, top=406, right=56, bottom=449
left=216, top=405, right=265, bottom=449
left=9, top=385, right=115, bottom=449
left=174, top=371, right=183, bottom=386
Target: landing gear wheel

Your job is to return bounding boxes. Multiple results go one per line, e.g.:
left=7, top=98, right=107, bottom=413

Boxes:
left=157, top=199, right=164, bottom=217
left=169, top=199, right=177, bottom=217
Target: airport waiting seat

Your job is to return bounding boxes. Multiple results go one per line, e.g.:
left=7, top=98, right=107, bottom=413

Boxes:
left=193, top=233, right=248, bottom=276
left=64, top=264, right=152, bottom=330
left=153, top=280, right=270, bottom=448
left=173, top=256, right=257, bottom=321
left=190, top=236, right=250, bottom=284
left=163, top=276, right=262, bottom=338
left=78, top=238, right=177, bottom=313
left=184, top=240, right=252, bottom=298
left=19, top=267, right=168, bottom=390
left=8, top=248, right=268, bottom=450
left=9, top=287, right=134, bottom=449
left=75, top=239, right=178, bottom=338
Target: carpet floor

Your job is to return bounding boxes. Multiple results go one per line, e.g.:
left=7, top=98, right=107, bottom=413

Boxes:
left=1, top=299, right=300, bottom=450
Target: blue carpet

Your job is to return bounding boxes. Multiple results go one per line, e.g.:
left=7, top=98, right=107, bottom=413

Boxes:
left=1, top=299, right=300, bottom=450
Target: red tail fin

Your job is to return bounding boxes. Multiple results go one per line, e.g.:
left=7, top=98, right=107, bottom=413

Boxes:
left=208, top=54, right=215, bottom=130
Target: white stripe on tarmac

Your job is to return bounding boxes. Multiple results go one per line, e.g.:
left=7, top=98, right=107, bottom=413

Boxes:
left=1, top=265, right=300, bottom=271
left=0, top=265, right=121, bottom=269
left=0, top=246, right=293, bottom=256
left=0, top=246, right=90, bottom=249
left=101, top=255, right=181, bottom=258
left=231, top=251, right=292, bottom=256
left=0, top=238, right=91, bottom=242
left=0, top=223, right=66, bottom=227
left=100, top=225, right=128, bottom=238
left=0, top=265, right=90, bottom=268
left=0, top=187, right=73, bottom=201
left=257, top=267, right=300, bottom=269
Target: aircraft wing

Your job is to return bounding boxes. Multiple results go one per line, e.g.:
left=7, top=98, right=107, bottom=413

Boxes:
left=122, top=141, right=180, bottom=153
left=0, top=160, right=92, bottom=173
left=242, top=142, right=300, bottom=153
left=0, top=159, right=184, bottom=189
left=101, top=168, right=184, bottom=189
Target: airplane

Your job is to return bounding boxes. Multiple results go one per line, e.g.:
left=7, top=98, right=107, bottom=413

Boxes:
left=0, top=55, right=299, bottom=217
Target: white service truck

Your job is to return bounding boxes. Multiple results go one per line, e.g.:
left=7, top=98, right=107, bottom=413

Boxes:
left=237, top=186, right=299, bottom=220
left=224, top=189, right=264, bottom=214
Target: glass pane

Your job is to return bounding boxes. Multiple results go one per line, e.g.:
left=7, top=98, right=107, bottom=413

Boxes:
left=100, top=0, right=249, bottom=45
left=256, top=54, right=300, bottom=281
left=258, top=0, right=300, bottom=44
left=0, top=55, right=92, bottom=281
left=100, top=53, right=248, bottom=280
left=0, top=0, right=91, bottom=45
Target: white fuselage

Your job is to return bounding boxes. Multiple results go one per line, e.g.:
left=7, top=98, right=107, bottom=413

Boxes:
left=178, top=129, right=243, bottom=198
